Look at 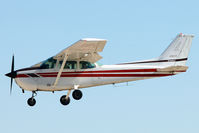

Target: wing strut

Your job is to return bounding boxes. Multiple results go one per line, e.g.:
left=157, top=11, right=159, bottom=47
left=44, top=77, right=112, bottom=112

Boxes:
left=53, top=54, right=68, bottom=88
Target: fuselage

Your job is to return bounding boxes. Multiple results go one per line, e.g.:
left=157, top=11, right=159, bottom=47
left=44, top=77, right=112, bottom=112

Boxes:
left=5, top=34, right=193, bottom=107
left=15, top=63, right=184, bottom=92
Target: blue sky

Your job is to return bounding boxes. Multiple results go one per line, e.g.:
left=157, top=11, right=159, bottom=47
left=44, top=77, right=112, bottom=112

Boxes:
left=0, top=0, right=199, bottom=133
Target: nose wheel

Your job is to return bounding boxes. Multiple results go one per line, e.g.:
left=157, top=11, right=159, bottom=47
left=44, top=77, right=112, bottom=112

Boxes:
left=27, top=91, right=37, bottom=106
left=27, top=97, right=36, bottom=106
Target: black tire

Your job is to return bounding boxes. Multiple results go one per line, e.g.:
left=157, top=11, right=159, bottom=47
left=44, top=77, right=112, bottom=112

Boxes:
left=60, top=95, right=70, bottom=105
left=27, top=98, right=36, bottom=106
left=72, top=90, right=83, bottom=100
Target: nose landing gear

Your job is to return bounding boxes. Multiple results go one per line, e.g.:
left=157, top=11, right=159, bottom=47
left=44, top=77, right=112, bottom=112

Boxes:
left=27, top=91, right=37, bottom=106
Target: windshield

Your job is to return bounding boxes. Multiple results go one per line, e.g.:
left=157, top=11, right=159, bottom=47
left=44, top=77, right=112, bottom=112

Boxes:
left=40, top=57, right=57, bottom=69
left=40, top=58, right=96, bottom=69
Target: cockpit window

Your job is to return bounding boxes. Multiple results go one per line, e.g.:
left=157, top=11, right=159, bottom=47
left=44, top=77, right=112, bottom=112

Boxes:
left=40, top=57, right=57, bottom=69
left=80, top=61, right=95, bottom=69
left=58, top=61, right=77, bottom=69
left=40, top=58, right=94, bottom=70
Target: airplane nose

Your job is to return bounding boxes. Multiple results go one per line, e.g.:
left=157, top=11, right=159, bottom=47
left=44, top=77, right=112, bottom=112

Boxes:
left=5, top=72, right=12, bottom=78
left=5, top=71, right=17, bottom=78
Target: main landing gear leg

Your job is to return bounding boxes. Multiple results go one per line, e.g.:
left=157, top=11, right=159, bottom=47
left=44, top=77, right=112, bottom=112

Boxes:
left=27, top=91, right=37, bottom=106
left=60, top=90, right=71, bottom=106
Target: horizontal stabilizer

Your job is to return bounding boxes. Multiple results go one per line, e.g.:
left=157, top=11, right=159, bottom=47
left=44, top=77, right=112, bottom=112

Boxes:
left=157, top=66, right=188, bottom=72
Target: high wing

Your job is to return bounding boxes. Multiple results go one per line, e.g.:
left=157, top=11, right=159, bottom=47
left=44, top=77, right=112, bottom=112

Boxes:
left=54, top=38, right=107, bottom=63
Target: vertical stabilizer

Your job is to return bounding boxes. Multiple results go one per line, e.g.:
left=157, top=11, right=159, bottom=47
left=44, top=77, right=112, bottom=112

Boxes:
left=158, top=33, right=194, bottom=66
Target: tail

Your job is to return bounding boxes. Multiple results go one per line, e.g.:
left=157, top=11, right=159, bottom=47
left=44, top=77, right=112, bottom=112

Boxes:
left=158, top=33, right=194, bottom=66
left=118, top=33, right=194, bottom=67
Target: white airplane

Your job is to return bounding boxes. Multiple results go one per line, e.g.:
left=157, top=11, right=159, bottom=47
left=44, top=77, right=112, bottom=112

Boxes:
left=5, top=33, right=194, bottom=106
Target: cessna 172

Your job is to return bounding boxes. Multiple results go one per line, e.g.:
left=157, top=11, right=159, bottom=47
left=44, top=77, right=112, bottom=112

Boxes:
left=5, top=33, right=194, bottom=106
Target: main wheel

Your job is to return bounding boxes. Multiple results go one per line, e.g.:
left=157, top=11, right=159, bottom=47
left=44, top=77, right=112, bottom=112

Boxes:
left=72, top=90, right=83, bottom=100
left=60, top=95, right=70, bottom=105
left=27, top=98, right=36, bottom=106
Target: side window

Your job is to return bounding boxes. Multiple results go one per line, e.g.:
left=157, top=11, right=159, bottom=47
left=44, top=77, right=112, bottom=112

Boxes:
left=80, top=61, right=95, bottom=69
left=40, top=57, right=57, bottom=69
left=58, top=61, right=77, bottom=69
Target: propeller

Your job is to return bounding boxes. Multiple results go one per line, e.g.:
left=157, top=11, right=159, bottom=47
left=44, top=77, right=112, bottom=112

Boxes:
left=5, top=55, right=17, bottom=94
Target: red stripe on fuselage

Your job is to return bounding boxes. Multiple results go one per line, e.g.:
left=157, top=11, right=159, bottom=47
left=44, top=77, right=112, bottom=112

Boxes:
left=37, top=69, right=158, bottom=75
left=16, top=74, right=29, bottom=78
left=16, top=68, right=183, bottom=78
left=38, top=73, right=174, bottom=77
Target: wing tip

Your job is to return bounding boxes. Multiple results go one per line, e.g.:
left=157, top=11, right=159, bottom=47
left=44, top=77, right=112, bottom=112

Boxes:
left=81, top=38, right=107, bottom=41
